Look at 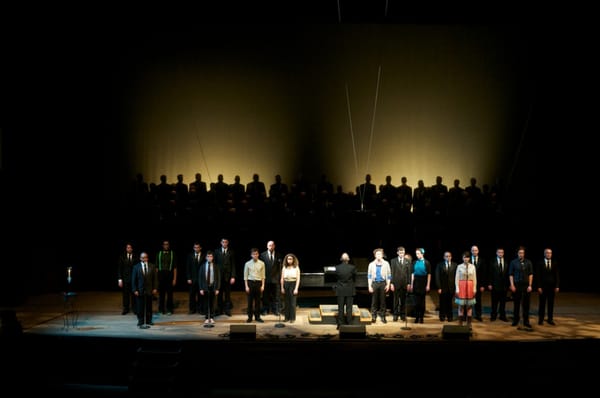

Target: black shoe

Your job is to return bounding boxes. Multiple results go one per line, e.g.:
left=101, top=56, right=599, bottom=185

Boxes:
left=500, top=316, right=509, bottom=322
left=524, top=323, right=532, bottom=328
left=447, top=317, right=453, bottom=322
left=538, top=320, right=543, bottom=325
left=382, top=318, right=387, bottom=324
left=547, top=320, right=555, bottom=325
left=122, top=310, right=129, bottom=315
left=137, top=322, right=142, bottom=327
left=400, top=316, right=406, bottom=321
left=336, top=324, right=340, bottom=330
left=256, top=318, right=264, bottom=323
left=490, top=316, right=496, bottom=321
left=148, top=322, right=154, bottom=326
left=371, top=318, right=376, bottom=323
left=188, top=310, right=196, bottom=315
left=225, top=311, right=232, bottom=316
left=246, top=318, right=252, bottom=323
left=475, top=316, right=483, bottom=322
left=511, top=322, right=518, bottom=326
left=392, top=315, right=398, bottom=321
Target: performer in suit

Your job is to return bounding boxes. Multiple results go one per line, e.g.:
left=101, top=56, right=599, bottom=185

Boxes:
left=536, top=247, right=559, bottom=325
left=260, top=240, right=283, bottom=315
left=185, top=242, right=204, bottom=314
left=435, top=251, right=457, bottom=322
left=487, top=247, right=509, bottom=322
left=470, top=245, right=487, bottom=321
left=199, top=251, right=221, bottom=324
left=132, top=252, right=158, bottom=327
left=214, top=238, right=236, bottom=316
left=117, top=242, right=138, bottom=315
left=390, top=246, right=412, bottom=321
left=334, top=253, right=357, bottom=329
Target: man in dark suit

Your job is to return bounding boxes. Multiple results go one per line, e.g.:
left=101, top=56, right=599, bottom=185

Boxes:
left=117, top=242, right=138, bottom=315
left=199, top=251, right=221, bottom=324
left=334, top=253, right=357, bottom=329
left=132, top=252, right=158, bottom=328
left=434, top=251, right=457, bottom=322
left=390, top=246, right=412, bottom=321
left=260, top=240, right=283, bottom=315
left=185, top=242, right=204, bottom=314
left=536, top=247, right=559, bottom=325
left=214, top=238, right=236, bottom=316
left=487, top=247, right=509, bottom=322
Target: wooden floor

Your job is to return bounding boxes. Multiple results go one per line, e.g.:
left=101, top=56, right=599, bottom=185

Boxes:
left=3, top=290, right=600, bottom=396
left=12, top=290, right=600, bottom=341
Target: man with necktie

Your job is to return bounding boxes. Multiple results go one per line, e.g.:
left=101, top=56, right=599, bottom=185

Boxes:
left=132, top=252, right=158, bottom=328
left=536, top=247, right=559, bottom=325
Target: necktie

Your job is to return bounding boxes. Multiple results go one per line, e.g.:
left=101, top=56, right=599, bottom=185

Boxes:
left=195, top=254, right=199, bottom=264
left=270, top=253, right=274, bottom=263
left=143, top=263, right=147, bottom=275
left=207, top=263, right=212, bottom=285
left=128, top=254, right=132, bottom=263
left=547, top=260, right=550, bottom=270
left=499, top=260, right=503, bottom=272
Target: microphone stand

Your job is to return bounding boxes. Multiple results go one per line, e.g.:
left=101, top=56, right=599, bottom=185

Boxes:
left=140, top=293, right=150, bottom=329
left=401, top=262, right=411, bottom=330
left=275, top=292, right=285, bottom=328
left=401, top=289, right=411, bottom=330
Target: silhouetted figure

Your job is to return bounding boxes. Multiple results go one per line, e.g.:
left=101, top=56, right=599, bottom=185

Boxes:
left=356, top=173, right=377, bottom=211
left=334, top=252, right=357, bottom=328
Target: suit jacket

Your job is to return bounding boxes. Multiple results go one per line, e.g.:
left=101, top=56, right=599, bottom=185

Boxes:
left=260, top=250, right=283, bottom=284
left=390, top=256, right=412, bottom=288
left=334, top=262, right=357, bottom=297
left=214, top=247, right=236, bottom=279
left=434, top=261, right=457, bottom=292
left=198, top=261, right=221, bottom=291
left=186, top=252, right=205, bottom=283
left=118, top=252, right=139, bottom=284
left=131, top=262, right=158, bottom=295
left=535, top=259, right=559, bottom=290
left=489, top=257, right=509, bottom=291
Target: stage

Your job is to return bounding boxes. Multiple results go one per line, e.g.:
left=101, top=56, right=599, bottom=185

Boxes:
left=3, top=290, right=600, bottom=395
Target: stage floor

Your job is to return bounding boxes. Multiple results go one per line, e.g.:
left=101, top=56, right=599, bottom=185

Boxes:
left=11, top=290, right=600, bottom=342
left=3, top=290, right=600, bottom=396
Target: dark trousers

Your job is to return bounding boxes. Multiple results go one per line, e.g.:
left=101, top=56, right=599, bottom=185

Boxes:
left=188, top=281, right=200, bottom=313
left=262, top=281, right=281, bottom=314
left=122, top=282, right=136, bottom=313
left=513, top=289, right=530, bottom=324
left=538, top=287, right=556, bottom=321
left=490, top=288, right=507, bottom=319
left=136, top=294, right=153, bottom=325
left=282, top=281, right=298, bottom=321
left=438, top=291, right=454, bottom=321
left=157, top=271, right=174, bottom=313
left=474, top=288, right=483, bottom=318
left=203, top=287, right=217, bottom=319
left=393, top=288, right=409, bottom=319
left=247, top=281, right=262, bottom=320
left=337, top=295, right=354, bottom=325
left=217, top=276, right=233, bottom=314
left=370, top=281, right=387, bottom=319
